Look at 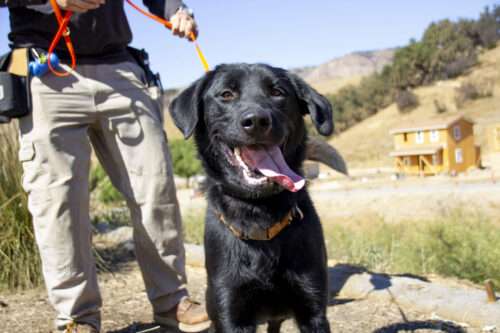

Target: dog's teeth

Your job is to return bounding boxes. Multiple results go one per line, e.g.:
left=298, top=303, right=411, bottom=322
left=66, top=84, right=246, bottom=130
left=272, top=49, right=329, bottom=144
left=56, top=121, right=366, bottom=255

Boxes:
left=235, top=148, right=250, bottom=172
left=232, top=146, right=269, bottom=186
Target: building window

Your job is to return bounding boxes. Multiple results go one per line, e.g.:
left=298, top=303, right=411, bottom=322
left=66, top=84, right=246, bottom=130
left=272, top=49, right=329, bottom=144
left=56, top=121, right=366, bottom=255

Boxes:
left=430, top=130, right=439, bottom=142
left=404, top=157, right=411, bottom=166
left=453, top=125, right=462, bottom=141
left=455, top=148, right=463, bottom=164
left=415, top=131, right=424, bottom=144
left=403, top=133, right=408, bottom=142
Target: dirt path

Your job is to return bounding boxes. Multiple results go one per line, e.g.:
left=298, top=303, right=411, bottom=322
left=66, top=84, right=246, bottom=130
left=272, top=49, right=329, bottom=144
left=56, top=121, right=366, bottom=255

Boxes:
left=176, top=177, right=500, bottom=225
left=309, top=178, right=500, bottom=222
left=1, top=261, right=477, bottom=333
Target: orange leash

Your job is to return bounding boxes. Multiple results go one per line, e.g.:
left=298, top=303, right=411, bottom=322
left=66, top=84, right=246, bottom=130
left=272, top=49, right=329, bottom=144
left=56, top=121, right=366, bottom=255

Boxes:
left=47, top=0, right=76, bottom=77
left=125, top=0, right=210, bottom=72
left=47, top=0, right=209, bottom=76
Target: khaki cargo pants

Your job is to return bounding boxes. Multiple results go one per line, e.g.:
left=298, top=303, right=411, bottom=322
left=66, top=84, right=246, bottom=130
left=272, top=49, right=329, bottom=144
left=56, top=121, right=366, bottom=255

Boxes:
left=18, top=61, right=187, bottom=331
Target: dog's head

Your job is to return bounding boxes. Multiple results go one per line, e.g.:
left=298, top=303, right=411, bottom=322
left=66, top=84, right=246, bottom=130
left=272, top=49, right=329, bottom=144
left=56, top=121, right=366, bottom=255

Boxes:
left=169, top=63, right=333, bottom=197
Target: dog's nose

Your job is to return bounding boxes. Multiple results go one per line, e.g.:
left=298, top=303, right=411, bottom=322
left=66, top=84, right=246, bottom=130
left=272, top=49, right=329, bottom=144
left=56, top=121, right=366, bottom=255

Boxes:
left=240, top=111, right=272, bottom=135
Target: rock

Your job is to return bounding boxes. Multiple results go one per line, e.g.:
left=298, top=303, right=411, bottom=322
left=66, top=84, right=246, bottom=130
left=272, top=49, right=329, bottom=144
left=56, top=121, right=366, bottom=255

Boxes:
left=99, top=226, right=133, bottom=247
left=328, top=264, right=500, bottom=329
left=185, top=243, right=205, bottom=268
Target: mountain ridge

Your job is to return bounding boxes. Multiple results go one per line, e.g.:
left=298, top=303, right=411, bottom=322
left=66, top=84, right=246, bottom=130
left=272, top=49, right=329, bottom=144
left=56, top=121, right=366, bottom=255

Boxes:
left=292, top=48, right=396, bottom=94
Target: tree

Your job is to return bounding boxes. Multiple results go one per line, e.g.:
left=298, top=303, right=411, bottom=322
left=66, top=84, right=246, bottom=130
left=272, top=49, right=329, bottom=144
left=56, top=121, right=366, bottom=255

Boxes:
left=169, top=139, right=202, bottom=187
left=476, top=5, right=500, bottom=49
left=422, top=19, right=477, bottom=81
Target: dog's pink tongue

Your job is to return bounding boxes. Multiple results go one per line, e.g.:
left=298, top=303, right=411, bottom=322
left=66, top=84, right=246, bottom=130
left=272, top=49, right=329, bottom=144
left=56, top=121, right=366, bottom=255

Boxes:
left=241, top=146, right=305, bottom=192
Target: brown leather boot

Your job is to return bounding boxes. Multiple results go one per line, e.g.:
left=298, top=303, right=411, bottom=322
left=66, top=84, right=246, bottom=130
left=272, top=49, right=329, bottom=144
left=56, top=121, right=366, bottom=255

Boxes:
left=58, top=323, right=99, bottom=333
left=154, top=297, right=211, bottom=332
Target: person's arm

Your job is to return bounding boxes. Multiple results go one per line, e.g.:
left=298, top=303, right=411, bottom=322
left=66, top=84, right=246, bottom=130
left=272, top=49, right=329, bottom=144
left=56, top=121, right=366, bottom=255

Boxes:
left=142, top=0, right=198, bottom=40
left=142, top=0, right=182, bottom=21
left=0, top=0, right=47, bottom=7
left=0, top=0, right=103, bottom=12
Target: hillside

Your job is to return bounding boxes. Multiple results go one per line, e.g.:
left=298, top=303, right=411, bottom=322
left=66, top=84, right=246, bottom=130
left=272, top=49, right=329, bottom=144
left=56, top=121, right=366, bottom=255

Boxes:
left=295, top=49, right=395, bottom=94
left=329, top=45, right=500, bottom=169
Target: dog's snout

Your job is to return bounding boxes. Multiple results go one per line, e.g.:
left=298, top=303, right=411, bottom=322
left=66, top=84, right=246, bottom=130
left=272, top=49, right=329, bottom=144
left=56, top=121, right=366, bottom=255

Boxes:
left=240, top=110, right=272, bottom=135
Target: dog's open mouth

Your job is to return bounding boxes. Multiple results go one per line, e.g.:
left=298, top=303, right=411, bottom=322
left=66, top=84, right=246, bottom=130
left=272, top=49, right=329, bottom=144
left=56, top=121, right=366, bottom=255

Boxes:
left=224, top=145, right=305, bottom=192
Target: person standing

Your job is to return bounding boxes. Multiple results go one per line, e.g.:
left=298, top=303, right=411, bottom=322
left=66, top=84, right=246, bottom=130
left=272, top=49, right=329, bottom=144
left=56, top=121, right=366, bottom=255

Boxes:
left=0, top=0, right=210, bottom=332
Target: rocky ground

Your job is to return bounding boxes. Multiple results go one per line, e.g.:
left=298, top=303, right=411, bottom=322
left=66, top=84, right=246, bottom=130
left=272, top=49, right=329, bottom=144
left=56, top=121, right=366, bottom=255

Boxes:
left=1, top=258, right=482, bottom=333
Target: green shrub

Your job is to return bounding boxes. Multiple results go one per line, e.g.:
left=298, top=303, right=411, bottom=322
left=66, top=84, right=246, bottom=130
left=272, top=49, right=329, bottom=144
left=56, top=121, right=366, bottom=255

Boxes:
left=169, top=139, right=202, bottom=187
left=0, top=125, right=42, bottom=290
left=395, top=89, right=419, bottom=113
left=90, top=164, right=124, bottom=204
left=454, top=79, right=494, bottom=108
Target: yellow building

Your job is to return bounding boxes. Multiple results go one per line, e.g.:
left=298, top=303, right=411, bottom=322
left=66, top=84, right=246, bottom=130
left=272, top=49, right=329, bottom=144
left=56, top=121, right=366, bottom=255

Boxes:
left=488, top=123, right=500, bottom=152
left=485, top=122, right=500, bottom=171
left=389, top=115, right=480, bottom=175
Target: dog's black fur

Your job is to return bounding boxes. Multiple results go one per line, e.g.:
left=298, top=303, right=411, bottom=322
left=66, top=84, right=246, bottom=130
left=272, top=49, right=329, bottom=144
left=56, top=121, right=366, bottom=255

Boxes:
left=170, top=64, right=332, bottom=333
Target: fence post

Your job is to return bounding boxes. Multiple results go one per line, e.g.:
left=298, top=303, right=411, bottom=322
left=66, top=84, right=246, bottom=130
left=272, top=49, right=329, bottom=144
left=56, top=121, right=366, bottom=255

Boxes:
left=485, top=279, right=496, bottom=303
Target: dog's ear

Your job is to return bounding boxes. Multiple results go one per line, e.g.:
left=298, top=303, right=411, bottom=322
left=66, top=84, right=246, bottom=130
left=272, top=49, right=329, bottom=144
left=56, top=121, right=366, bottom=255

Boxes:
left=169, top=74, right=211, bottom=139
left=289, top=73, right=334, bottom=136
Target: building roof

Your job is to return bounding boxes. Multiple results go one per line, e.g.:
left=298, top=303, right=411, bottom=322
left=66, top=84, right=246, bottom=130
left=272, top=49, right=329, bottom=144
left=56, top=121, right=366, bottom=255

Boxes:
left=389, top=144, right=444, bottom=157
left=390, top=114, right=474, bottom=135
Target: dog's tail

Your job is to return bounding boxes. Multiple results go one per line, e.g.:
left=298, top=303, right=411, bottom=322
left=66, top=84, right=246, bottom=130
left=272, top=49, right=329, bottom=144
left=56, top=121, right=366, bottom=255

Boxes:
left=306, top=137, right=348, bottom=176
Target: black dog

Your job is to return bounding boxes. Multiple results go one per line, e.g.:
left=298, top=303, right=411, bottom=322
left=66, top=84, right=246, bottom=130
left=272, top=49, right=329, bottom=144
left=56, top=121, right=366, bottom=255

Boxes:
left=170, top=64, right=332, bottom=333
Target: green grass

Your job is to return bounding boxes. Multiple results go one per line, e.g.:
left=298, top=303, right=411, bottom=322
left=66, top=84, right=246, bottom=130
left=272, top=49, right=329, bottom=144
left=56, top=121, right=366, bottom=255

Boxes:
left=180, top=209, right=500, bottom=286
left=0, top=125, right=42, bottom=290
left=90, top=164, right=125, bottom=205
left=324, top=211, right=500, bottom=286
left=182, top=210, right=205, bottom=245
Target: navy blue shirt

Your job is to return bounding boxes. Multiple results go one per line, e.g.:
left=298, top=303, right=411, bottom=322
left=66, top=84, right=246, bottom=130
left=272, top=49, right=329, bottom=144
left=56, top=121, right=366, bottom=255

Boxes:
left=1, top=0, right=183, bottom=63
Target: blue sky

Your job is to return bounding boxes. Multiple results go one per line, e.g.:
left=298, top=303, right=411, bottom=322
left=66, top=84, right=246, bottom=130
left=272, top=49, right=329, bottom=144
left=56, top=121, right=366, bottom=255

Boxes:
left=0, top=0, right=497, bottom=88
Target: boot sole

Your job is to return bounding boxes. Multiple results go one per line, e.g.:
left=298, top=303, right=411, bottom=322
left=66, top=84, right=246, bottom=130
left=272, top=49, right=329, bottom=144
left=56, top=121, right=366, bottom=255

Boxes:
left=154, top=316, right=211, bottom=333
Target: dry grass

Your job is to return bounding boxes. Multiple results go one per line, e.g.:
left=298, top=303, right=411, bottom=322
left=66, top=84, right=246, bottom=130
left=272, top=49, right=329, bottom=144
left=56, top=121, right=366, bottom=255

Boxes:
left=164, top=110, right=183, bottom=141
left=0, top=124, right=42, bottom=290
left=309, top=75, right=363, bottom=95
left=323, top=210, right=500, bottom=286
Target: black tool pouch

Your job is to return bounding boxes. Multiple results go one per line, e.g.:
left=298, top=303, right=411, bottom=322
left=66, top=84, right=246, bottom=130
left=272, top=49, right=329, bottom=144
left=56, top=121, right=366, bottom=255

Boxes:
left=127, top=47, right=163, bottom=91
left=0, top=51, right=31, bottom=124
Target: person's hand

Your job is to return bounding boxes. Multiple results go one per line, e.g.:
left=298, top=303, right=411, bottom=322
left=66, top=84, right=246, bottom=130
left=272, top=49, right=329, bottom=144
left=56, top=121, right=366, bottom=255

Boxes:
left=56, top=0, right=105, bottom=13
left=170, top=8, right=198, bottom=41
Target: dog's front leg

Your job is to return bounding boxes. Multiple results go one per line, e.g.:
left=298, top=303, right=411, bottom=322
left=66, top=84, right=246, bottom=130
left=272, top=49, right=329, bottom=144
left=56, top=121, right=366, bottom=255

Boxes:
left=208, top=284, right=258, bottom=333
left=211, top=319, right=257, bottom=333
left=295, top=313, right=331, bottom=333
left=267, top=319, right=284, bottom=333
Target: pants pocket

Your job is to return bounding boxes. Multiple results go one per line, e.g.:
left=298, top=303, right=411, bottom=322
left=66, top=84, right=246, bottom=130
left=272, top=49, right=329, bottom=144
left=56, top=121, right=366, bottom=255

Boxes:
left=18, top=139, right=51, bottom=216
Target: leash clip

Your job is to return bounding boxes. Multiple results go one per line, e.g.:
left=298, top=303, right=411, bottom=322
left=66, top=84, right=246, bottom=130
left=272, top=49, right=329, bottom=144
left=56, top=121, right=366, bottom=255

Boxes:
left=293, top=205, right=304, bottom=221
left=62, top=27, right=71, bottom=37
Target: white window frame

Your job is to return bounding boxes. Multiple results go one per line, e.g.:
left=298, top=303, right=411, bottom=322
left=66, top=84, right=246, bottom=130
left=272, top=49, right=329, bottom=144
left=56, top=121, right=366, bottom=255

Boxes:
left=453, top=125, right=462, bottom=141
left=455, top=148, right=463, bottom=164
left=415, top=131, right=424, bottom=144
left=430, top=130, right=439, bottom=143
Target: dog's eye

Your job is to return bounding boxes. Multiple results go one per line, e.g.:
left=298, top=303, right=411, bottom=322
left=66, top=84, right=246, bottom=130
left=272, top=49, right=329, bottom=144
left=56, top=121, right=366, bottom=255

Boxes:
left=270, top=88, right=284, bottom=97
left=220, top=90, right=236, bottom=101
